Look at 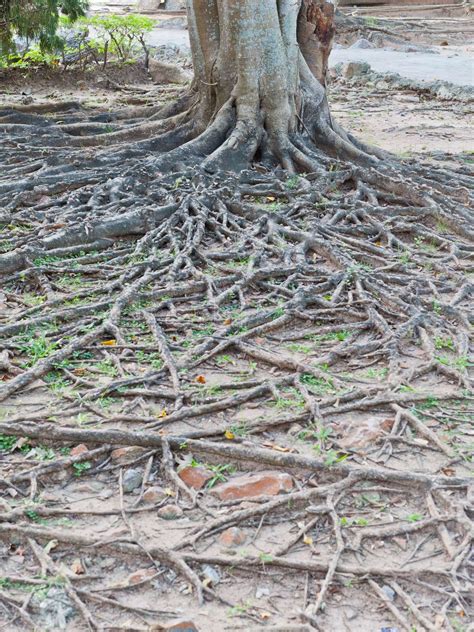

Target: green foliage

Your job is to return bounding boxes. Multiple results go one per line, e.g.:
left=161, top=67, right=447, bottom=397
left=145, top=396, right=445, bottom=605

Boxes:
left=0, top=0, right=89, bottom=55
left=73, top=461, right=91, bottom=476
left=1, top=6, right=154, bottom=69
left=85, top=14, right=154, bottom=62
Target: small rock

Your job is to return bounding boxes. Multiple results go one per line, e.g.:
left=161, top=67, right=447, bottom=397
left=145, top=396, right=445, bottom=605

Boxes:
left=346, top=607, right=358, bottom=620
left=110, top=446, right=147, bottom=464
left=126, top=567, right=157, bottom=585
left=38, top=587, right=76, bottom=630
left=255, top=586, right=271, bottom=599
left=148, top=59, right=192, bottom=85
left=122, top=469, right=142, bottom=493
left=212, top=471, right=293, bottom=501
left=157, top=504, right=183, bottom=520
left=217, top=527, right=246, bottom=548
left=342, top=61, right=371, bottom=80
left=70, top=444, right=88, bottom=457
left=178, top=465, right=213, bottom=490
left=161, top=620, right=199, bottom=632
left=288, top=423, right=303, bottom=436
left=350, top=38, right=375, bottom=49
left=382, top=585, right=396, bottom=601
left=201, top=564, right=220, bottom=586
left=142, top=486, right=168, bottom=504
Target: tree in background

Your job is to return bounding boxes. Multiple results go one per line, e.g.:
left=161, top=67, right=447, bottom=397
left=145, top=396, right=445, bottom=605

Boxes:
left=0, top=0, right=88, bottom=53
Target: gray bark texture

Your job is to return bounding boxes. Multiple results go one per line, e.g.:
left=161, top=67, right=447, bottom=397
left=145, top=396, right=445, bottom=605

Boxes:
left=153, top=0, right=384, bottom=173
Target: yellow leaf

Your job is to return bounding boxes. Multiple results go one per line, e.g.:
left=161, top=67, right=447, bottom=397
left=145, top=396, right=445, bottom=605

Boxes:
left=266, top=196, right=276, bottom=202
left=157, top=409, right=167, bottom=418
left=224, top=430, right=235, bottom=440
left=303, top=535, right=313, bottom=545
left=101, top=339, right=116, bottom=346
left=224, top=318, right=232, bottom=326
left=164, top=488, right=176, bottom=497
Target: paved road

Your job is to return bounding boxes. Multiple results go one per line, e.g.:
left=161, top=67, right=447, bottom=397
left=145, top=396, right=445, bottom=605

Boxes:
left=330, top=47, right=473, bottom=87
left=148, top=28, right=473, bottom=87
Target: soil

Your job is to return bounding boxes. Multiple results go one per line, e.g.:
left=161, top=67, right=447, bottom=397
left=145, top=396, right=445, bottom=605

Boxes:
left=0, top=8, right=472, bottom=632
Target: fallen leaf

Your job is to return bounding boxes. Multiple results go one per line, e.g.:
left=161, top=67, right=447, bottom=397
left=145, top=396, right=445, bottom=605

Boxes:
left=303, top=535, right=313, bottom=545
left=71, top=558, right=85, bottom=575
left=224, top=430, right=235, bottom=440
left=157, top=409, right=167, bottom=418
left=262, top=442, right=290, bottom=453
left=223, top=318, right=232, bottom=326
left=266, top=196, right=276, bottom=202
left=260, top=612, right=271, bottom=620
left=441, top=467, right=454, bottom=477
left=101, top=340, right=116, bottom=346
left=195, top=375, right=206, bottom=384
left=44, top=540, right=58, bottom=554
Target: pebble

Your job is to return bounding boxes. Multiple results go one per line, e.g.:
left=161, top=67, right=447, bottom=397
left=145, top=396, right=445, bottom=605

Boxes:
left=157, top=504, right=183, bottom=520
left=201, top=564, right=220, bottom=586
left=70, top=444, right=89, bottom=456
left=213, top=471, right=293, bottom=501
left=217, top=527, right=246, bottom=548
left=142, top=486, right=168, bottom=504
left=178, top=465, right=213, bottom=490
left=382, top=585, right=396, bottom=601
left=122, top=468, right=142, bottom=493
left=255, top=586, right=271, bottom=599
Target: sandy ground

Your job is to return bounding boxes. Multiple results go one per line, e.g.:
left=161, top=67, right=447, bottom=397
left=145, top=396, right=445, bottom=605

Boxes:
left=0, top=8, right=472, bottom=632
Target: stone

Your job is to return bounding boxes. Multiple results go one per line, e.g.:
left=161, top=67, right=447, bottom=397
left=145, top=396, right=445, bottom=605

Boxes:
left=148, top=59, right=192, bottom=85
left=159, top=620, right=199, bottom=632
left=122, top=469, right=142, bottom=493
left=110, top=446, right=147, bottom=464
left=213, top=471, right=293, bottom=501
left=178, top=465, right=213, bottom=490
left=288, top=423, right=303, bottom=436
left=142, top=486, right=168, bottom=504
left=217, top=527, right=247, bottom=548
left=382, top=585, right=396, bottom=601
left=38, top=587, right=76, bottom=630
left=255, top=585, right=271, bottom=599
left=126, top=567, right=157, bottom=585
left=157, top=504, right=183, bottom=520
left=338, top=417, right=394, bottom=450
left=342, top=61, right=371, bottom=80
left=70, top=444, right=88, bottom=456
left=346, top=607, right=358, bottom=620
left=350, top=38, right=375, bottom=49
left=201, top=564, right=220, bottom=586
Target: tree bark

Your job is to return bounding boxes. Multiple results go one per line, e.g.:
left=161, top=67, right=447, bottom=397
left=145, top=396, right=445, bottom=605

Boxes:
left=152, top=0, right=383, bottom=172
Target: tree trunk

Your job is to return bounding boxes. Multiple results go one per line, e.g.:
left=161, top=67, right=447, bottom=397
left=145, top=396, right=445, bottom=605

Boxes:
left=154, top=0, right=382, bottom=173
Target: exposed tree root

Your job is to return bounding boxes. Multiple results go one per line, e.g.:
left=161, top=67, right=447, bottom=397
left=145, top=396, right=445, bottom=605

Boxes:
left=0, top=76, right=472, bottom=629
